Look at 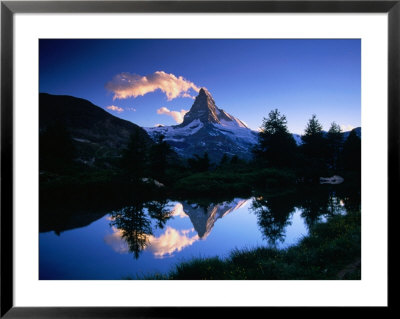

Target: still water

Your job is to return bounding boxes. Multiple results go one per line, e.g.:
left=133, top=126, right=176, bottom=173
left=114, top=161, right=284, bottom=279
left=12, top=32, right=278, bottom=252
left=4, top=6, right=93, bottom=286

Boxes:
left=39, top=189, right=354, bottom=280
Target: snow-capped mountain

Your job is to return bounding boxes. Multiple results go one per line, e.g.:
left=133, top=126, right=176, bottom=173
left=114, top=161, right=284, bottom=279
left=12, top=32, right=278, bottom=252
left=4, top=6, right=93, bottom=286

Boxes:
left=144, top=88, right=361, bottom=162
left=342, top=127, right=361, bottom=139
left=145, top=88, right=258, bottom=162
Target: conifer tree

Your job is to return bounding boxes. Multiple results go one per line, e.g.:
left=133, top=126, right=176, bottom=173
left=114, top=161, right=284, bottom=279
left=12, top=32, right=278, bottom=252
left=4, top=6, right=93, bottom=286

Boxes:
left=341, top=129, right=361, bottom=172
left=300, top=114, right=327, bottom=175
left=254, top=109, right=297, bottom=168
left=120, top=131, right=148, bottom=180
left=148, top=134, right=171, bottom=182
left=326, top=122, right=343, bottom=170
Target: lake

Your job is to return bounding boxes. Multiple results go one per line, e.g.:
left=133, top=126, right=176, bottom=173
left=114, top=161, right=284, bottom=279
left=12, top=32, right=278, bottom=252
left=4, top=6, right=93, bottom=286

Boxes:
left=39, top=186, right=357, bottom=280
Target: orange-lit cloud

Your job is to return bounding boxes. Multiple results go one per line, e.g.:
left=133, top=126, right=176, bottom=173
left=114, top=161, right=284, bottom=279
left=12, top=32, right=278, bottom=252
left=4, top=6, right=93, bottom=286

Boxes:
left=157, top=107, right=188, bottom=124
left=170, top=203, right=188, bottom=218
left=104, top=227, right=130, bottom=253
left=106, top=105, right=124, bottom=113
left=105, top=71, right=200, bottom=101
left=104, top=225, right=198, bottom=258
left=147, top=227, right=199, bottom=258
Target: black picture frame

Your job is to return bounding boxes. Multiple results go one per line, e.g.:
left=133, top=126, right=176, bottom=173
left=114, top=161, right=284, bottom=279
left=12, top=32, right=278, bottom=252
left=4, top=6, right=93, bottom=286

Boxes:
left=1, top=0, right=396, bottom=317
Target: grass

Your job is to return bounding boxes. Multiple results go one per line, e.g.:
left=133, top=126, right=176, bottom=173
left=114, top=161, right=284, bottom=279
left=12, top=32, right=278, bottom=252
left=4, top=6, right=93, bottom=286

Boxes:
left=147, top=209, right=360, bottom=280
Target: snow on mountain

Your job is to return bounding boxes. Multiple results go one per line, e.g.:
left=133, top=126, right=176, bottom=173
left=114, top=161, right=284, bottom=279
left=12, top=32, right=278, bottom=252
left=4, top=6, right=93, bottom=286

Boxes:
left=292, top=133, right=303, bottom=146
left=146, top=119, right=204, bottom=139
left=144, top=88, right=259, bottom=162
left=342, top=127, right=361, bottom=139
left=144, top=87, right=360, bottom=162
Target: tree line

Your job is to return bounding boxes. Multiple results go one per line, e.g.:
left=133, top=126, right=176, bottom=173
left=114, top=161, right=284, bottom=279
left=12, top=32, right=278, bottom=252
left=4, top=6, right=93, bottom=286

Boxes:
left=40, top=109, right=361, bottom=186
left=252, top=109, right=361, bottom=180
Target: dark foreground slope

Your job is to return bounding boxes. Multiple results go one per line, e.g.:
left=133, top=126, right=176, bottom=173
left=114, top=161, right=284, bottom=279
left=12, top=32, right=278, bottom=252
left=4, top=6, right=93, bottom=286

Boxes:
left=39, top=93, right=153, bottom=166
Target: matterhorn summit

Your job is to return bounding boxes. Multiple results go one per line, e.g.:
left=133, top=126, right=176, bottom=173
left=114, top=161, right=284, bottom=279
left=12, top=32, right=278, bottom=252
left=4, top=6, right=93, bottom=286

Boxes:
left=179, top=88, right=248, bottom=128
left=144, top=88, right=258, bottom=162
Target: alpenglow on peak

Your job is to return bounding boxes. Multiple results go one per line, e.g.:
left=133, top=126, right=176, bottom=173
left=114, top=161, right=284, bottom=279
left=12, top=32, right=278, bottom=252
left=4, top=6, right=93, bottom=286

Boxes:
left=179, top=87, right=248, bottom=128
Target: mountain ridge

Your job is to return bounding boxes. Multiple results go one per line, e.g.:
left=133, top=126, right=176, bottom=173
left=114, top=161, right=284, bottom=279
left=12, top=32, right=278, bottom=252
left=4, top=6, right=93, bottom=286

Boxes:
left=40, top=92, right=361, bottom=165
left=39, top=93, right=154, bottom=166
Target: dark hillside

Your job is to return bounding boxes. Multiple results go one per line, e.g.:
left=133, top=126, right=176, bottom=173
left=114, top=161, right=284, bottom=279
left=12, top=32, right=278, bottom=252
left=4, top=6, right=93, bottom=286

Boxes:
left=39, top=93, right=153, bottom=166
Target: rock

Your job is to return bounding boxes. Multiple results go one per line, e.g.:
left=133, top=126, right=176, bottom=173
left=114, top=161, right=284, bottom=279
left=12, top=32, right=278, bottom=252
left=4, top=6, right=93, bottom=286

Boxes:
left=320, top=175, right=344, bottom=184
left=141, top=178, right=164, bottom=187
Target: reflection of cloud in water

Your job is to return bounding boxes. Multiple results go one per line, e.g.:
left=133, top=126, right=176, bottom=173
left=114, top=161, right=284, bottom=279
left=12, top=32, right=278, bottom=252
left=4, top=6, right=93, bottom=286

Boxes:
left=147, top=227, right=199, bottom=258
left=104, top=227, right=130, bottom=253
left=104, top=225, right=199, bottom=258
left=104, top=199, right=250, bottom=258
left=170, top=203, right=188, bottom=218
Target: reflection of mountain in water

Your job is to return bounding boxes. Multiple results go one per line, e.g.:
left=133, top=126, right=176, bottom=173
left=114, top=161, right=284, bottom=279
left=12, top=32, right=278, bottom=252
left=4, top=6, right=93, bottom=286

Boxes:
left=104, top=198, right=250, bottom=258
left=182, top=198, right=249, bottom=238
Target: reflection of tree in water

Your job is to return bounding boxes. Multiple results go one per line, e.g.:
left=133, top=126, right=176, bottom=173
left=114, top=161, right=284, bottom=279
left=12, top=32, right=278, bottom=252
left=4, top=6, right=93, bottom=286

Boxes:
left=250, top=193, right=296, bottom=246
left=251, top=184, right=361, bottom=244
left=110, top=203, right=152, bottom=259
left=110, top=200, right=172, bottom=259
left=145, top=200, right=173, bottom=230
left=325, top=192, right=347, bottom=216
left=298, top=189, right=331, bottom=228
left=297, top=185, right=360, bottom=229
left=335, top=183, right=361, bottom=213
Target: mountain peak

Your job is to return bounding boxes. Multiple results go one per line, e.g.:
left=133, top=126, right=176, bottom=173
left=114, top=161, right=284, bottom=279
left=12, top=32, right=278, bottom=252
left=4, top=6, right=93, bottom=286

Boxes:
left=178, top=88, right=249, bottom=129
left=198, top=87, right=207, bottom=95
left=180, top=87, right=219, bottom=126
left=196, top=87, right=215, bottom=105
left=198, top=87, right=212, bottom=97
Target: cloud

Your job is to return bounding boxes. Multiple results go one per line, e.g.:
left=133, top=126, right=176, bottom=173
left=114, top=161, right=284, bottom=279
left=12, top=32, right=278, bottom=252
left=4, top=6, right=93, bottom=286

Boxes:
left=157, top=106, right=188, bottom=124
left=106, top=71, right=200, bottom=101
left=106, top=105, right=124, bottom=113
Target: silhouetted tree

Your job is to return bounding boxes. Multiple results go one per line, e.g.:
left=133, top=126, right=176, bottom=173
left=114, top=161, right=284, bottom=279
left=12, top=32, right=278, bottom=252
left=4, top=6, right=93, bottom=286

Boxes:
left=39, top=122, right=75, bottom=172
left=300, top=114, right=328, bottom=177
left=341, top=129, right=361, bottom=172
left=219, top=153, right=229, bottom=168
left=188, top=152, right=210, bottom=172
left=253, top=109, right=297, bottom=168
left=230, top=155, right=239, bottom=165
left=326, top=122, right=343, bottom=171
left=120, top=131, right=148, bottom=180
left=148, top=134, right=172, bottom=182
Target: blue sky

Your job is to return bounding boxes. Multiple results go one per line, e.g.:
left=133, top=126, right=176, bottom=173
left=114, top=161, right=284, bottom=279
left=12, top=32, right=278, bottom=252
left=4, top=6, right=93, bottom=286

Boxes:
left=39, top=39, right=360, bottom=134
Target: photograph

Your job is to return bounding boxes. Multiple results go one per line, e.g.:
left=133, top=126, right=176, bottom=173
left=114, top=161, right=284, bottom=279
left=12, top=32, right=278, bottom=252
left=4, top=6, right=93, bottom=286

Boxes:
left=38, top=38, right=361, bottom=280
